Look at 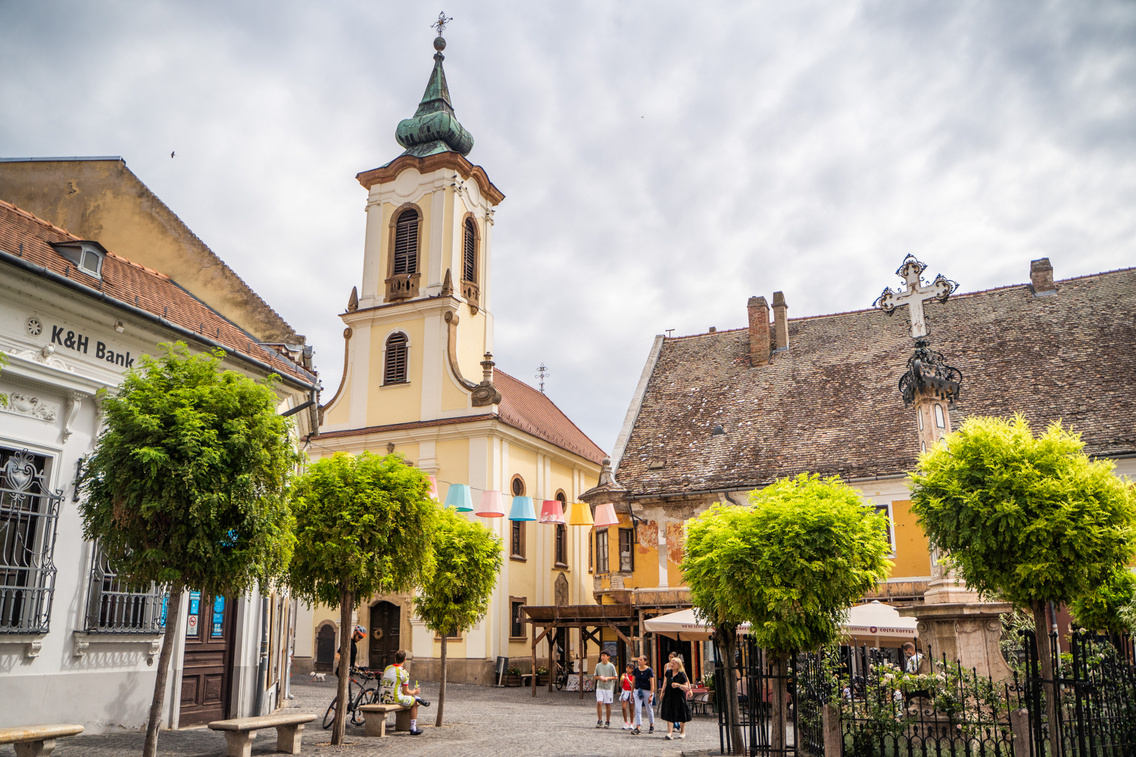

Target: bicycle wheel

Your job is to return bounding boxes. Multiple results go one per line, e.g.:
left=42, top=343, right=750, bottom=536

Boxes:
left=555, top=674, right=565, bottom=691
left=350, top=688, right=375, bottom=727
left=322, top=699, right=337, bottom=729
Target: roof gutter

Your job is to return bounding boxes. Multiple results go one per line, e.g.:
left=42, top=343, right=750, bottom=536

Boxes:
left=624, top=472, right=913, bottom=502
left=0, top=248, right=320, bottom=393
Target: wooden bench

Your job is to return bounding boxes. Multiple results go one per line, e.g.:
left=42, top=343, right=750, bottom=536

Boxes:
left=207, top=712, right=316, bottom=757
left=358, top=702, right=413, bottom=737
left=0, top=724, right=83, bottom=757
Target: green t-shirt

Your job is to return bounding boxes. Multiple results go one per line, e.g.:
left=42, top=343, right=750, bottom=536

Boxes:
left=594, top=661, right=618, bottom=691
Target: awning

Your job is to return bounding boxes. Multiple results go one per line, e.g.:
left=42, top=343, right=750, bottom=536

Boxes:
left=643, top=609, right=748, bottom=641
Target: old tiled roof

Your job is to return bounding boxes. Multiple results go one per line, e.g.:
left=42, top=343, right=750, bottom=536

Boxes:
left=617, top=267, right=1136, bottom=498
left=495, top=370, right=606, bottom=465
left=0, top=199, right=317, bottom=386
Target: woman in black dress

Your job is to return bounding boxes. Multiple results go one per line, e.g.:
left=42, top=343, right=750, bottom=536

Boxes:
left=660, top=657, right=692, bottom=739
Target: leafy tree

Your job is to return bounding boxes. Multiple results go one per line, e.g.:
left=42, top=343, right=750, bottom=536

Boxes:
left=287, top=451, right=437, bottom=744
left=79, top=343, right=298, bottom=757
left=684, top=474, right=891, bottom=754
left=910, top=415, right=1136, bottom=757
left=1072, top=567, right=1136, bottom=638
left=413, top=506, right=502, bottom=727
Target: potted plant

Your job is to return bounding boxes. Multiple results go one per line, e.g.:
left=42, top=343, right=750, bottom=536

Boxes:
left=505, top=666, right=523, bottom=687
left=535, top=666, right=549, bottom=686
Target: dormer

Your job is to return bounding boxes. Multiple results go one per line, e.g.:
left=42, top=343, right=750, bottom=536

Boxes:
left=50, top=240, right=108, bottom=279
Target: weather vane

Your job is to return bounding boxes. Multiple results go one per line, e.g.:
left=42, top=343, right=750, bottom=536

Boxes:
left=432, top=12, right=453, bottom=37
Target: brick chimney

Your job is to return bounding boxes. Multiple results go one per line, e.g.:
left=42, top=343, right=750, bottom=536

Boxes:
left=772, top=291, right=789, bottom=351
left=1030, top=258, right=1056, bottom=296
left=748, top=296, right=770, bottom=366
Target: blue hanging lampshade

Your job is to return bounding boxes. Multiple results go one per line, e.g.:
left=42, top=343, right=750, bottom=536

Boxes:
left=508, top=496, right=537, bottom=522
left=444, top=483, right=474, bottom=512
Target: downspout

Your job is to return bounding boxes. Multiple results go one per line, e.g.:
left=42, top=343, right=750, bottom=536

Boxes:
left=254, top=596, right=270, bottom=715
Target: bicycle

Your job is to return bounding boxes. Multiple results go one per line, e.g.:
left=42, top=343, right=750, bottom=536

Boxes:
left=554, top=663, right=570, bottom=691
left=322, top=667, right=380, bottom=729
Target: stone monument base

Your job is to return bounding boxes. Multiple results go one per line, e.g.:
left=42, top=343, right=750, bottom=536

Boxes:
left=898, top=601, right=1013, bottom=682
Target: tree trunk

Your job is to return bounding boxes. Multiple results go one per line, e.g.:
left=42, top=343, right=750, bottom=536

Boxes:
left=143, top=582, right=183, bottom=757
left=717, top=624, right=746, bottom=755
left=1032, top=600, right=1061, bottom=757
left=436, top=632, right=448, bottom=727
left=771, top=651, right=788, bottom=757
left=333, top=589, right=353, bottom=745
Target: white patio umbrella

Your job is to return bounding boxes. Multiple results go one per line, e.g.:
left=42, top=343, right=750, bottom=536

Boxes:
left=841, top=601, right=918, bottom=646
left=643, top=609, right=749, bottom=641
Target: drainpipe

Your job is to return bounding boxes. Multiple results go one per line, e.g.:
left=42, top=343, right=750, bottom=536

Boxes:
left=254, top=596, right=270, bottom=715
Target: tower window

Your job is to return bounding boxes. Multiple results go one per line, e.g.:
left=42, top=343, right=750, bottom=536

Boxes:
left=383, top=333, right=409, bottom=385
left=462, top=218, right=477, bottom=283
left=392, top=209, right=419, bottom=277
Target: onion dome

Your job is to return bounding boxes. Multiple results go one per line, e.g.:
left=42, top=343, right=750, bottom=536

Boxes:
left=395, top=35, right=474, bottom=157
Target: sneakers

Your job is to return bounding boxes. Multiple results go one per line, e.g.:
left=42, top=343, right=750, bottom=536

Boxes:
left=417, top=699, right=431, bottom=707
left=409, top=728, right=424, bottom=736
left=622, top=723, right=631, bottom=730
left=604, top=721, right=610, bottom=729
left=665, top=733, right=673, bottom=740
left=678, top=732, right=687, bottom=739
left=632, top=727, right=641, bottom=735
left=648, top=725, right=654, bottom=734
left=596, top=720, right=603, bottom=729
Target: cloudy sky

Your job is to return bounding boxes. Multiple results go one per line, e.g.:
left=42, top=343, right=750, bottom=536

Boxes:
left=2, top=1, right=1134, bottom=453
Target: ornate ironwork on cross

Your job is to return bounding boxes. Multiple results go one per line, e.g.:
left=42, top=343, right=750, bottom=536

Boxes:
left=898, top=339, right=962, bottom=408
left=432, top=11, right=453, bottom=37
left=873, top=254, right=958, bottom=339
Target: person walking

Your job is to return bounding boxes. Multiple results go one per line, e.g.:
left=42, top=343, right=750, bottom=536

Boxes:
left=619, top=664, right=635, bottom=730
left=631, top=655, right=655, bottom=735
left=593, top=650, right=618, bottom=728
left=660, top=657, right=692, bottom=740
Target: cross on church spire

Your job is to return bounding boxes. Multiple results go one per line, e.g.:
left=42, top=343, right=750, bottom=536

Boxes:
left=873, top=254, right=958, bottom=339
left=432, top=11, right=453, bottom=37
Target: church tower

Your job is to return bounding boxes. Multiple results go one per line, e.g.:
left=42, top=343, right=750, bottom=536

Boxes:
left=305, top=23, right=606, bottom=685
left=323, top=30, right=506, bottom=434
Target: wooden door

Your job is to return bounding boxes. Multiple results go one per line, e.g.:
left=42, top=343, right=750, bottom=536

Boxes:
left=368, top=601, right=400, bottom=670
left=315, top=624, right=336, bottom=672
left=179, top=592, right=235, bottom=726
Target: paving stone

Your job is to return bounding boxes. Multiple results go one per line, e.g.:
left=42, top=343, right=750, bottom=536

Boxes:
left=0, top=676, right=722, bottom=756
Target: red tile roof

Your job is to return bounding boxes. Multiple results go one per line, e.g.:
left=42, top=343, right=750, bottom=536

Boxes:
left=0, top=199, right=316, bottom=387
left=495, top=370, right=606, bottom=464
left=616, top=266, right=1136, bottom=497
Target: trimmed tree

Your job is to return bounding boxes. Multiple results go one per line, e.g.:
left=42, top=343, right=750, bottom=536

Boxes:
left=413, top=506, right=502, bottom=727
left=78, top=343, right=298, bottom=757
left=685, top=474, right=892, bottom=754
left=1071, top=567, right=1136, bottom=639
left=287, top=451, right=437, bottom=744
left=910, top=414, right=1136, bottom=757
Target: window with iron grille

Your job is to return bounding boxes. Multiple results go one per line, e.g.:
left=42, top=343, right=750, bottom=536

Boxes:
left=462, top=218, right=477, bottom=283
left=595, top=528, right=609, bottom=574
left=618, top=528, right=635, bottom=572
left=384, top=332, right=409, bottom=385
left=85, top=543, right=166, bottom=633
left=392, top=209, right=419, bottom=276
left=0, top=447, right=61, bottom=634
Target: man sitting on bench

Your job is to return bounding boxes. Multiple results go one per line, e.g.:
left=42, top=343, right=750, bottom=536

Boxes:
left=380, top=650, right=430, bottom=735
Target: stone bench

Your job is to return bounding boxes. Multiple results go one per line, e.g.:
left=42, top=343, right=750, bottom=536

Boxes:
left=358, top=702, right=413, bottom=737
left=207, top=712, right=316, bottom=757
left=0, top=724, right=84, bottom=757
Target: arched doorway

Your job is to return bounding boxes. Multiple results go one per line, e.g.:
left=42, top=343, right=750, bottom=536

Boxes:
left=369, top=601, right=400, bottom=670
left=315, top=624, right=336, bottom=672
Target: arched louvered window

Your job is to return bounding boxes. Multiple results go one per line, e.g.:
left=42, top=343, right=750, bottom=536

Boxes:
left=392, top=209, right=419, bottom=276
left=462, top=218, right=477, bottom=283
left=384, top=333, right=409, bottom=385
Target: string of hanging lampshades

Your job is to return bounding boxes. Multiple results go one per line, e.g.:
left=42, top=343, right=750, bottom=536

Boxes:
left=427, top=477, right=621, bottom=529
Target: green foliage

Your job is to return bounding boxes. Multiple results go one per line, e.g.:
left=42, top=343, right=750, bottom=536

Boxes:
left=413, top=506, right=502, bottom=637
left=910, top=415, right=1136, bottom=608
left=1071, top=567, right=1136, bottom=636
left=287, top=451, right=438, bottom=606
left=79, top=343, right=298, bottom=595
left=683, top=473, right=893, bottom=655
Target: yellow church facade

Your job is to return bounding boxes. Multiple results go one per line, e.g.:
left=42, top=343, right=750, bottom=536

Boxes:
left=292, top=33, right=604, bottom=684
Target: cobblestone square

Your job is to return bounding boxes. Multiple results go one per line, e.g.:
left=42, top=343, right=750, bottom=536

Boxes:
left=2, top=676, right=721, bottom=756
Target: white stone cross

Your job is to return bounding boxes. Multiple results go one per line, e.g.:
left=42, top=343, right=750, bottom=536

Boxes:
left=873, top=255, right=957, bottom=338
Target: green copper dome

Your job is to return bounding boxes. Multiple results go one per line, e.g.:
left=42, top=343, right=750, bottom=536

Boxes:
left=395, top=39, right=474, bottom=158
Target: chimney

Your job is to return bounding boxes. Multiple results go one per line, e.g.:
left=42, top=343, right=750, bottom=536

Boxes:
left=748, top=296, right=770, bottom=366
left=772, top=291, right=789, bottom=351
left=1030, top=258, right=1056, bottom=296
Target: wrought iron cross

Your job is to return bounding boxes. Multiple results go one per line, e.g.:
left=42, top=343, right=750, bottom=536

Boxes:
left=432, top=12, right=453, bottom=36
left=873, top=255, right=957, bottom=339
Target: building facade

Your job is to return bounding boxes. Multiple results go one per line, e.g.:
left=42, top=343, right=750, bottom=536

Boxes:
left=292, top=34, right=605, bottom=684
left=0, top=197, right=318, bottom=732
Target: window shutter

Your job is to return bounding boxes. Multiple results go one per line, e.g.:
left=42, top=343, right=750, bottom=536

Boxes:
left=462, top=219, right=477, bottom=282
left=384, top=333, right=408, bottom=384
left=393, top=210, right=419, bottom=276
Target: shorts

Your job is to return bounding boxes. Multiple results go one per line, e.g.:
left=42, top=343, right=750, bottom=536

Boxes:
left=620, top=690, right=633, bottom=702
left=595, top=688, right=614, bottom=704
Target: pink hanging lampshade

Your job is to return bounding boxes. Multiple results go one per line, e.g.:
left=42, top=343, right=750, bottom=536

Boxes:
left=476, top=490, right=506, bottom=518
left=593, top=502, right=620, bottom=528
left=539, top=499, right=565, bottom=525
left=567, top=501, right=594, bottom=527
left=426, top=476, right=440, bottom=501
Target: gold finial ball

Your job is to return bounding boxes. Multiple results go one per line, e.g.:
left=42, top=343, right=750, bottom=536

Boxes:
left=434, top=36, right=446, bottom=52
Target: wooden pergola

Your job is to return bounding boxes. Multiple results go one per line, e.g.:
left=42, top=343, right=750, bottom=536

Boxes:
left=522, top=604, right=638, bottom=698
